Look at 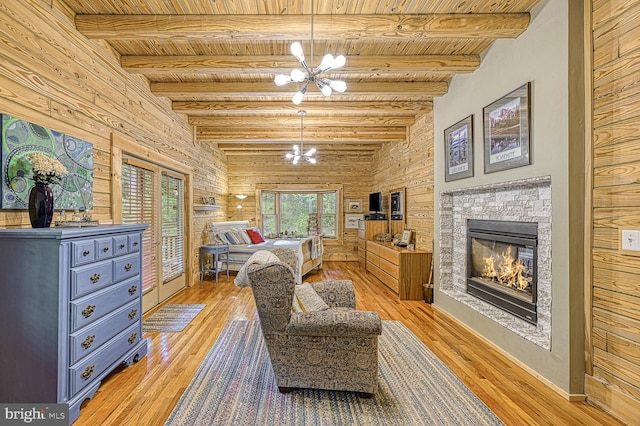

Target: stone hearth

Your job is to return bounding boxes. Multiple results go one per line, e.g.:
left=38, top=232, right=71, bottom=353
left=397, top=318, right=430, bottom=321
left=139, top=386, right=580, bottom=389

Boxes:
left=439, top=176, right=552, bottom=350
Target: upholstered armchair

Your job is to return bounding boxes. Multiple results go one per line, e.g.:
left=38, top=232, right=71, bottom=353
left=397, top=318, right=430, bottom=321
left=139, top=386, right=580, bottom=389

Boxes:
left=239, top=248, right=382, bottom=396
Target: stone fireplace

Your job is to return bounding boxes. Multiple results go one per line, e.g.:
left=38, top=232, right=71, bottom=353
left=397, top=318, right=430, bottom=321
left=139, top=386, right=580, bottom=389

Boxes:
left=439, top=176, right=552, bottom=350
left=467, top=219, right=538, bottom=325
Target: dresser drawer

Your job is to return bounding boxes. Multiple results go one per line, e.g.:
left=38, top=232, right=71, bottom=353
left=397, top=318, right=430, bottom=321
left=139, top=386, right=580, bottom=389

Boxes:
left=112, top=235, right=129, bottom=256
left=70, top=277, right=141, bottom=332
left=70, top=260, right=114, bottom=299
left=95, top=237, right=114, bottom=260
left=113, top=253, right=140, bottom=283
left=378, top=245, right=400, bottom=265
left=69, top=322, right=141, bottom=396
left=367, top=243, right=380, bottom=256
left=128, top=234, right=141, bottom=252
left=69, top=300, right=140, bottom=364
left=379, top=257, right=400, bottom=279
left=71, top=240, right=96, bottom=266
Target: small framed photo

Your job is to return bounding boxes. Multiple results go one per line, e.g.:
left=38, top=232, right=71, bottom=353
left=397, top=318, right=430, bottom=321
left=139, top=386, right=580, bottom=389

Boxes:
left=400, top=229, right=413, bottom=245
left=483, top=82, right=531, bottom=173
left=346, top=199, right=362, bottom=213
left=444, top=115, right=474, bottom=182
left=345, top=213, right=364, bottom=229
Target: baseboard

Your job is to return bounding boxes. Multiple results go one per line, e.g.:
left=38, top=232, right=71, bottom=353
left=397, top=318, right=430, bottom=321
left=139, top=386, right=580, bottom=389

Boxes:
left=585, top=374, right=640, bottom=426
left=432, top=305, right=586, bottom=401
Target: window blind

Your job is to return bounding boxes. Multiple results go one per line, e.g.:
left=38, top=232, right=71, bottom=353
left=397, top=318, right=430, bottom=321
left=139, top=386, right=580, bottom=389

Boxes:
left=122, top=162, right=157, bottom=293
left=161, top=173, right=184, bottom=282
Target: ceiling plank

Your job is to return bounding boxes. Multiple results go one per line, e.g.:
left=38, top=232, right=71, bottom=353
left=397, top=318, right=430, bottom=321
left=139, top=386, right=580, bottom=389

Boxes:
left=75, top=14, right=530, bottom=40
left=173, top=101, right=432, bottom=115
left=188, top=116, right=415, bottom=126
left=196, top=126, right=406, bottom=143
left=151, top=81, right=448, bottom=98
left=217, top=143, right=379, bottom=152
left=121, top=54, right=481, bottom=74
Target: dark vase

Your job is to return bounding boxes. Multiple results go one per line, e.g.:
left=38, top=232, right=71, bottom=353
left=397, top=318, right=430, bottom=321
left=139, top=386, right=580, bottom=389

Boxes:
left=28, top=183, right=54, bottom=228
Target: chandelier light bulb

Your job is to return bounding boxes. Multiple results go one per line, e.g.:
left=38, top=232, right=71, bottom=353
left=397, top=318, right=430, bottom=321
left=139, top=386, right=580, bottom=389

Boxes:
left=285, top=153, right=294, bottom=159
left=290, top=68, right=306, bottom=83
left=332, top=55, right=346, bottom=69
left=330, top=79, right=347, bottom=93
left=316, top=80, right=332, bottom=96
left=309, top=157, right=317, bottom=164
left=292, top=91, right=304, bottom=105
left=290, top=42, right=305, bottom=62
left=305, top=147, right=316, bottom=156
left=274, top=74, right=291, bottom=86
left=318, top=54, right=335, bottom=72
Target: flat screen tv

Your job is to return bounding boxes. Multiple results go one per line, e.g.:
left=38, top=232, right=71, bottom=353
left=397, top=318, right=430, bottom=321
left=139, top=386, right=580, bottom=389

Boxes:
left=369, top=192, right=382, bottom=212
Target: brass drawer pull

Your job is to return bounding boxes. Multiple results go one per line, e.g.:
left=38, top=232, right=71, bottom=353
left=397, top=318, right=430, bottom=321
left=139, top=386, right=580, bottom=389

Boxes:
left=81, top=335, right=95, bottom=349
left=128, top=285, right=137, bottom=295
left=124, top=263, right=133, bottom=272
left=128, top=309, right=137, bottom=320
left=81, top=364, right=95, bottom=380
left=128, top=333, right=137, bottom=344
left=82, top=305, right=95, bottom=318
left=103, top=246, right=110, bottom=253
left=90, top=273, right=101, bottom=283
left=83, top=250, right=91, bottom=256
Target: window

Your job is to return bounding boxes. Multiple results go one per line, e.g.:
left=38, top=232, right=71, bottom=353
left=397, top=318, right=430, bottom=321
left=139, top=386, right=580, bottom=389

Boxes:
left=161, top=173, right=184, bottom=282
left=261, top=190, right=337, bottom=238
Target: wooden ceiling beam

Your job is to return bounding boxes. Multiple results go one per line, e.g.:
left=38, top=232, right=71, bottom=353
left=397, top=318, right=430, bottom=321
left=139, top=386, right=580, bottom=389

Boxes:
left=76, top=14, right=529, bottom=40
left=121, top=54, right=480, bottom=74
left=196, top=126, right=406, bottom=142
left=173, top=101, right=432, bottom=115
left=151, top=81, right=448, bottom=98
left=188, top=115, right=415, bottom=127
left=217, top=143, right=379, bottom=152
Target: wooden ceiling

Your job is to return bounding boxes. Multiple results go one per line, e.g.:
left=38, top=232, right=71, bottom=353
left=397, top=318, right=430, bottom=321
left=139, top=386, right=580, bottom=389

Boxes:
left=64, top=0, right=541, bottom=153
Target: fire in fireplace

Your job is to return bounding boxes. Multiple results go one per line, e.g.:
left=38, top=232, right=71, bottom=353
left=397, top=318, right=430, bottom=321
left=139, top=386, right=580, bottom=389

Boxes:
left=467, top=219, right=538, bottom=325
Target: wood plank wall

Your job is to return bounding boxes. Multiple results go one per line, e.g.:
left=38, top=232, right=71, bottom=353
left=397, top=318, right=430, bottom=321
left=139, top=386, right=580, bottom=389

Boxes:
left=587, top=0, right=640, bottom=422
left=0, top=1, right=228, bottom=283
left=372, top=111, right=435, bottom=252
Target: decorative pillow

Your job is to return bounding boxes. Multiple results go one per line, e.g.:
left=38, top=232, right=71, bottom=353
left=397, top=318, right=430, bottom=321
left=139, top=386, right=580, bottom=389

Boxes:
left=246, top=228, right=266, bottom=244
left=234, top=250, right=280, bottom=288
left=234, top=229, right=252, bottom=244
left=294, top=283, right=329, bottom=312
left=215, top=232, right=230, bottom=244
left=224, top=231, right=239, bottom=245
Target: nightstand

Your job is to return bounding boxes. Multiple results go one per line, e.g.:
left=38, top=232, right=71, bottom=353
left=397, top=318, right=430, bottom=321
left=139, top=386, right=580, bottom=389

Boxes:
left=200, top=244, right=230, bottom=283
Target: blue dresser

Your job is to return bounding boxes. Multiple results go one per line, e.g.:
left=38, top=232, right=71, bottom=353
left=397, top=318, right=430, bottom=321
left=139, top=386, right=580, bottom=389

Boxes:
left=0, top=224, right=148, bottom=424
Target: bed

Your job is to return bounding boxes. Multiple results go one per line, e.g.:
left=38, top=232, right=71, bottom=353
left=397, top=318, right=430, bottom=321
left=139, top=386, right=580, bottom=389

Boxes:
left=206, top=220, right=323, bottom=283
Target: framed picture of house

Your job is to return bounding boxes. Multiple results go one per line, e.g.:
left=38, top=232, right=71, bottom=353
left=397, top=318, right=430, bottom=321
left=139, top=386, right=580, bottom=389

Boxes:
left=345, top=213, right=364, bottom=229
left=483, top=82, right=531, bottom=173
left=444, top=115, right=474, bottom=182
left=346, top=199, right=362, bottom=213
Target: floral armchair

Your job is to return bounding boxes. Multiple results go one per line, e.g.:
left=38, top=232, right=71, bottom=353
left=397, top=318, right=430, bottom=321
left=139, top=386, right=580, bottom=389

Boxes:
left=241, top=248, right=382, bottom=396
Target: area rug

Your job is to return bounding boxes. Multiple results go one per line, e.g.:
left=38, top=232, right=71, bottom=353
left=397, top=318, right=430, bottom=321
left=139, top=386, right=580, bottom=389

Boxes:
left=165, top=320, right=504, bottom=425
left=142, top=304, right=206, bottom=332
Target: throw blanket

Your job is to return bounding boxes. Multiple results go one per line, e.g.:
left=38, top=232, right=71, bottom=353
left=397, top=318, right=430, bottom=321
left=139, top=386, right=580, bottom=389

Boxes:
left=311, top=234, right=323, bottom=259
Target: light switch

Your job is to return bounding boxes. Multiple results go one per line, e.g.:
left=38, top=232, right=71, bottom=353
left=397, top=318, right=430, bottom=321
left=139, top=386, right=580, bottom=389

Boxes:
left=621, top=230, right=640, bottom=251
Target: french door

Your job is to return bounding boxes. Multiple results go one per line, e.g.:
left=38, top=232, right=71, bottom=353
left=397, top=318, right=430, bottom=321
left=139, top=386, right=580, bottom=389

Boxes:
left=122, top=157, right=186, bottom=312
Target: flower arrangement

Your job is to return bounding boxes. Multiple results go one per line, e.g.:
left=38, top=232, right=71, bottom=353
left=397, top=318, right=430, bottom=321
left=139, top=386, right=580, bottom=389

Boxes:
left=28, top=153, right=68, bottom=185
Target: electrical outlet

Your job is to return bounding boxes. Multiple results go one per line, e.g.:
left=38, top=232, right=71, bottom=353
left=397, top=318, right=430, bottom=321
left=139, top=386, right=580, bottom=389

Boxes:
left=621, top=230, right=640, bottom=251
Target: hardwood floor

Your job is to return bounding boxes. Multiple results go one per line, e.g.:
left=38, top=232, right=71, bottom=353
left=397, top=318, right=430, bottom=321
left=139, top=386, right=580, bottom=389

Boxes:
left=75, top=261, right=623, bottom=425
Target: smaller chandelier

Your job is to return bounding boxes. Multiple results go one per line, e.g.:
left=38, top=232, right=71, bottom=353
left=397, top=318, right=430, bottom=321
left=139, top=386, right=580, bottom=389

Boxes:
left=286, top=111, right=316, bottom=165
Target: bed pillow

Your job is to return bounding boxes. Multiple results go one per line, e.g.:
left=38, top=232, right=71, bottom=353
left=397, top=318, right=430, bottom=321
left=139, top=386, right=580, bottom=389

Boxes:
left=234, top=250, right=280, bottom=288
left=293, top=283, right=329, bottom=312
left=234, top=228, right=252, bottom=244
left=224, top=231, right=239, bottom=245
left=246, top=228, right=266, bottom=244
left=215, top=232, right=230, bottom=244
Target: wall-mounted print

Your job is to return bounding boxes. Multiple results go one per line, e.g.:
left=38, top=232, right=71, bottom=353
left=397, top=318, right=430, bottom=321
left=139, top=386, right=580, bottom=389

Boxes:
left=1, top=114, right=94, bottom=210
left=483, top=82, right=531, bottom=173
left=345, top=213, right=364, bottom=229
left=444, top=115, right=474, bottom=182
left=346, top=199, right=362, bottom=213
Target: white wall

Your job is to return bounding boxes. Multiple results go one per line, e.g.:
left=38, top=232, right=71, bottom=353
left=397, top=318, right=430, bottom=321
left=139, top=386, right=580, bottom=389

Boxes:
left=433, top=0, right=582, bottom=395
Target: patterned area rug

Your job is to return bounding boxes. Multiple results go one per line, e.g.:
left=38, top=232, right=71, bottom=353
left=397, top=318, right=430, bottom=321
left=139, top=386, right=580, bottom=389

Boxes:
left=142, top=304, right=206, bottom=332
left=165, top=320, right=504, bottom=425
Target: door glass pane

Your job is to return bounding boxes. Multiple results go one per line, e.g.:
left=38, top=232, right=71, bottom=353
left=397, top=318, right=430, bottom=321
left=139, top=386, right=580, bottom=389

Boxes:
left=161, top=174, right=184, bottom=282
left=122, top=163, right=157, bottom=292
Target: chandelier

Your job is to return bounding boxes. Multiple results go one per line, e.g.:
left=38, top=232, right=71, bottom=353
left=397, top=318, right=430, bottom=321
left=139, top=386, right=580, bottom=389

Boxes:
left=274, top=0, right=346, bottom=105
left=286, top=110, right=316, bottom=164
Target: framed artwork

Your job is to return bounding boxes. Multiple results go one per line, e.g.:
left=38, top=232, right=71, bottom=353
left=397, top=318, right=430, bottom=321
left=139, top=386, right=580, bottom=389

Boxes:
left=483, top=82, right=531, bottom=173
left=1, top=114, right=94, bottom=210
left=400, top=229, right=413, bottom=245
left=345, top=198, right=362, bottom=213
left=345, top=213, right=364, bottom=229
left=444, top=115, right=474, bottom=182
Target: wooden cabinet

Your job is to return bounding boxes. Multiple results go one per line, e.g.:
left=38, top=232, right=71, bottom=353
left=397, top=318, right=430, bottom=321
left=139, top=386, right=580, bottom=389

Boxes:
left=0, top=224, right=148, bottom=424
left=366, top=240, right=431, bottom=300
left=357, top=220, right=388, bottom=268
